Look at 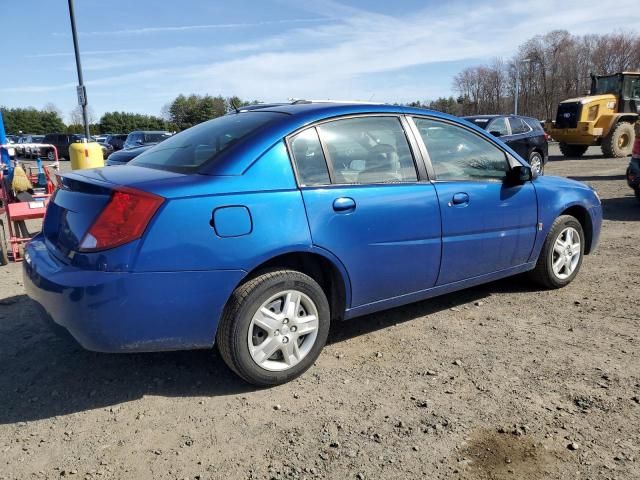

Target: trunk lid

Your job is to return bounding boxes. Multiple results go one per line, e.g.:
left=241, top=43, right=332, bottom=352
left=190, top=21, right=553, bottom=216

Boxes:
left=43, top=166, right=185, bottom=258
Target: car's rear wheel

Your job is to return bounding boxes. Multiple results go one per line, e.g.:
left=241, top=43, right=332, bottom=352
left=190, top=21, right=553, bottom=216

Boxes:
left=529, top=215, right=585, bottom=289
left=216, top=270, right=330, bottom=386
left=528, top=151, right=544, bottom=175
left=559, top=143, right=589, bottom=158
left=47, top=150, right=55, bottom=161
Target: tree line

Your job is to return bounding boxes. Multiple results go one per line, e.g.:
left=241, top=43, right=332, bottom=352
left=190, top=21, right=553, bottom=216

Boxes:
left=416, top=30, right=640, bottom=119
left=2, top=94, right=256, bottom=136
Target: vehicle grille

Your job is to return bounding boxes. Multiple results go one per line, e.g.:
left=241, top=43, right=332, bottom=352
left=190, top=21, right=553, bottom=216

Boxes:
left=555, top=102, right=581, bottom=129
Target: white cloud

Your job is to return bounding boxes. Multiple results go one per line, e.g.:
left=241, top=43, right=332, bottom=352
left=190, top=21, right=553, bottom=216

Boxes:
left=6, top=0, right=639, bottom=115
left=52, top=18, right=330, bottom=37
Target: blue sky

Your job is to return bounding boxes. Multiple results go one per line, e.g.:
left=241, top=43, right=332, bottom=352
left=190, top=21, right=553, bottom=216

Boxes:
left=1, top=0, right=637, bottom=122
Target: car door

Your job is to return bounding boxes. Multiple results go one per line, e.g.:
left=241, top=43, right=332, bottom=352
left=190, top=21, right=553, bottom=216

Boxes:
left=506, top=117, right=531, bottom=160
left=289, top=115, right=442, bottom=308
left=410, top=116, right=538, bottom=285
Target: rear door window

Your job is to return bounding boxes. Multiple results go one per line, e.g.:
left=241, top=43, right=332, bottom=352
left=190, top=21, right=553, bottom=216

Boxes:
left=487, top=117, right=509, bottom=136
left=316, top=116, right=418, bottom=184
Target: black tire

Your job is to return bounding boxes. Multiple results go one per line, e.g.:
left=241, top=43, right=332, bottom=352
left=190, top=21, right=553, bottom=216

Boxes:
left=602, top=122, right=634, bottom=158
left=0, top=220, right=8, bottom=266
left=559, top=142, right=589, bottom=158
left=528, top=151, right=544, bottom=175
left=216, top=269, right=330, bottom=386
left=529, top=215, right=585, bottom=289
left=47, top=150, right=55, bottom=161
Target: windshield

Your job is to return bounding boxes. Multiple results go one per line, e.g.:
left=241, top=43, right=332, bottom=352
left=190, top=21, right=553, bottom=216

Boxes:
left=130, top=112, right=282, bottom=172
left=33, top=136, right=44, bottom=142
left=593, top=75, right=622, bottom=95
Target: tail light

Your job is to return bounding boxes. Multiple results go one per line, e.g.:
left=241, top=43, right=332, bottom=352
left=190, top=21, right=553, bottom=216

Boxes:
left=79, top=187, right=164, bottom=251
left=544, top=132, right=551, bottom=142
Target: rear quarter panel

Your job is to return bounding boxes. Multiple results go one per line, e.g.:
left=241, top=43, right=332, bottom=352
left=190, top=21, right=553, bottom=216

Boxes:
left=134, top=141, right=313, bottom=272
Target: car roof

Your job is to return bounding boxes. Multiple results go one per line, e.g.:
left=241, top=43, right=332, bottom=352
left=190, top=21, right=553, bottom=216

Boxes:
left=202, top=101, right=495, bottom=176
left=130, top=130, right=170, bottom=134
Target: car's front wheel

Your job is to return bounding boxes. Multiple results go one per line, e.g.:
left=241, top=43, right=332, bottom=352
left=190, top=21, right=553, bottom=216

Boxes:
left=216, top=270, right=330, bottom=386
left=529, top=215, right=585, bottom=289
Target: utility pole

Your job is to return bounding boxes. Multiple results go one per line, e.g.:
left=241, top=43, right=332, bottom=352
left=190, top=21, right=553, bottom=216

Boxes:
left=514, top=58, right=531, bottom=116
left=67, top=0, right=90, bottom=140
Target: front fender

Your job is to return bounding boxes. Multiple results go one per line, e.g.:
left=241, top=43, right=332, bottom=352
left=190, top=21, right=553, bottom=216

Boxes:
left=530, top=176, right=602, bottom=261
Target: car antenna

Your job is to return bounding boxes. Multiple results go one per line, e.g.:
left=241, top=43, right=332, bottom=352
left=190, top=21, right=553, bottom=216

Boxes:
left=230, top=98, right=240, bottom=113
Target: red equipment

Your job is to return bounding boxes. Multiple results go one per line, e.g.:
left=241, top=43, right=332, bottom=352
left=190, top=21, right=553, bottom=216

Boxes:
left=0, top=144, right=58, bottom=264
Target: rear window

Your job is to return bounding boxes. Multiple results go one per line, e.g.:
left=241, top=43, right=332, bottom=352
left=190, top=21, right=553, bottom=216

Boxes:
left=523, top=118, right=544, bottom=132
left=143, top=132, right=172, bottom=143
left=130, top=112, right=282, bottom=172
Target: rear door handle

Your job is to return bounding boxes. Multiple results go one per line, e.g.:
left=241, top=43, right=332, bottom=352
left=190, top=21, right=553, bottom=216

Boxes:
left=449, top=192, right=469, bottom=206
left=333, top=197, right=356, bottom=213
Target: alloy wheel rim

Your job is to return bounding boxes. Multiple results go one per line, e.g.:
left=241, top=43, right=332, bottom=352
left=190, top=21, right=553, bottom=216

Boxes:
left=247, top=290, right=319, bottom=372
left=551, top=227, right=581, bottom=280
left=530, top=155, right=542, bottom=175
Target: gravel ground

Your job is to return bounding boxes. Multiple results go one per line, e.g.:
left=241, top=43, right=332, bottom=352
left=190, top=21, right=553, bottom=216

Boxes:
left=1, top=146, right=639, bottom=480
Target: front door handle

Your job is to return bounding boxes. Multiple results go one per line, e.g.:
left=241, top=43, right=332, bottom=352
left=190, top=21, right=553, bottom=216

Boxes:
left=450, top=192, right=469, bottom=206
left=333, top=197, right=356, bottom=213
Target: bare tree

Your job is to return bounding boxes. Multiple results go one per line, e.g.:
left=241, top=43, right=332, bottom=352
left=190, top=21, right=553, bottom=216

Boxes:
left=69, top=105, right=96, bottom=125
left=452, top=29, right=640, bottom=120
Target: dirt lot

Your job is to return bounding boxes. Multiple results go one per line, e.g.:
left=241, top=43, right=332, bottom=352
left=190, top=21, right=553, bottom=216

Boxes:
left=1, top=146, right=639, bottom=480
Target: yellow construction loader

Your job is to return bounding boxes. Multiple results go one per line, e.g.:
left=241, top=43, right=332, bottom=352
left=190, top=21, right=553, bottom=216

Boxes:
left=546, top=72, right=639, bottom=158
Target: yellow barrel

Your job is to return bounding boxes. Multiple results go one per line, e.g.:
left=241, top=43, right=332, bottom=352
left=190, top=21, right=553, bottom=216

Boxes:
left=69, top=142, right=104, bottom=170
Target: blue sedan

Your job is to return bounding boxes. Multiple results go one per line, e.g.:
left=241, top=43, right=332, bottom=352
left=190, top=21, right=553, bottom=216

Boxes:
left=23, top=102, right=602, bottom=386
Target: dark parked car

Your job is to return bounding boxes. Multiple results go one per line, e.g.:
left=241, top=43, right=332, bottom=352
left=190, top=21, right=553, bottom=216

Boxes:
left=24, top=102, right=602, bottom=386
left=41, top=133, right=85, bottom=160
left=123, top=131, right=172, bottom=150
left=97, top=140, right=114, bottom=159
left=105, top=134, right=128, bottom=151
left=627, top=127, right=640, bottom=201
left=105, top=144, right=154, bottom=166
left=463, top=115, right=548, bottom=174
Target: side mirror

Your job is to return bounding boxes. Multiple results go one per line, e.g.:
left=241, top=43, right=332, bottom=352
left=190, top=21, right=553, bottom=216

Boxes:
left=489, top=130, right=502, bottom=137
left=505, top=165, right=533, bottom=185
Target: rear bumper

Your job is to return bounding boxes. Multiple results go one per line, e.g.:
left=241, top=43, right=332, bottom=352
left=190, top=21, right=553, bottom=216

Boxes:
left=23, top=235, right=245, bottom=352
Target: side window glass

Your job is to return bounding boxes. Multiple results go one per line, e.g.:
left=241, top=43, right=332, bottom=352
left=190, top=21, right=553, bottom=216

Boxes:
left=290, top=128, right=330, bottom=186
left=413, top=118, right=508, bottom=182
left=316, top=116, right=417, bottom=184
left=488, top=117, right=509, bottom=136
left=629, top=78, right=640, bottom=100
left=509, top=117, right=528, bottom=134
